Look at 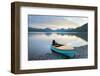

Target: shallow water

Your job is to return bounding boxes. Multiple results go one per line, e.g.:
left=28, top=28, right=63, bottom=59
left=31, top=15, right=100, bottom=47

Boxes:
left=28, top=32, right=88, bottom=60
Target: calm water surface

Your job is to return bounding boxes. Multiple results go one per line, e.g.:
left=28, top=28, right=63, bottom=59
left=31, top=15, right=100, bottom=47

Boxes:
left=28, top=32, right=88, bottom=60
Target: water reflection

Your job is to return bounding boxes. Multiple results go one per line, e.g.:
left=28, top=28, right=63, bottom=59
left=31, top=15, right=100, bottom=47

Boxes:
left=28, top=32, right=88, bottom=60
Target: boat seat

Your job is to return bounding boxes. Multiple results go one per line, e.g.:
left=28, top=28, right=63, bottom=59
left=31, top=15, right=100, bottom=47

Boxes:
left=55, top=45, right=74, bottom=50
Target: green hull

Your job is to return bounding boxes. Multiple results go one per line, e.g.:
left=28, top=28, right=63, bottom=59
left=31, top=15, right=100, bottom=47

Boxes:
left=51, top=46, right=77, bottom=58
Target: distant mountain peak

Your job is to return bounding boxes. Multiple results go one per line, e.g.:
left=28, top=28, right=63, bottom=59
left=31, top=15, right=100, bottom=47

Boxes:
left=28, top=23, right=88, bottom=32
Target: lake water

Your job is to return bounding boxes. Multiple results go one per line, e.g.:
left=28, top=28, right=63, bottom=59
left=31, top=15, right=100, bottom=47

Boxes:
left=28, top=32, right=88, bottom=60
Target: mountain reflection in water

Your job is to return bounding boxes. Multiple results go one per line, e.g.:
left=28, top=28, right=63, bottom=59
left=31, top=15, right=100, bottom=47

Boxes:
left=28, top=32, right=88, bottom=60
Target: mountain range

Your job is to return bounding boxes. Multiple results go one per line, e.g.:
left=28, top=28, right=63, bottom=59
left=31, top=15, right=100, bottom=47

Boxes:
left=28, top=23, right=88, bottom=32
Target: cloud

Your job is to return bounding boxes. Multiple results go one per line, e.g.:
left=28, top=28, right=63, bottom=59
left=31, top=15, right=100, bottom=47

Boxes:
left=28, top=15, right=88, bottom=30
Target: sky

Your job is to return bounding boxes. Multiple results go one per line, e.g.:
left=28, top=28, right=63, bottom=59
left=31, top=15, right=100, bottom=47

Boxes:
left=28, top=15, right=88, bottom=30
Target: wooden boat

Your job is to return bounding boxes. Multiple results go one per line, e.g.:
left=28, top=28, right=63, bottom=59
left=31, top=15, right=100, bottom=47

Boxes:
left=50, top=45, right=77, bottom=58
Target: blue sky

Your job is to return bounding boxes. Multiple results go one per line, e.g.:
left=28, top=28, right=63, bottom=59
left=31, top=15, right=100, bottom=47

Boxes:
left=28, top=15, right=88, bottom=30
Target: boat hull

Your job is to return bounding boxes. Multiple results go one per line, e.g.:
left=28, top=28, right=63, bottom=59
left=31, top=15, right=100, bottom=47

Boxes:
left=51, top=46, right=77, bottom=58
